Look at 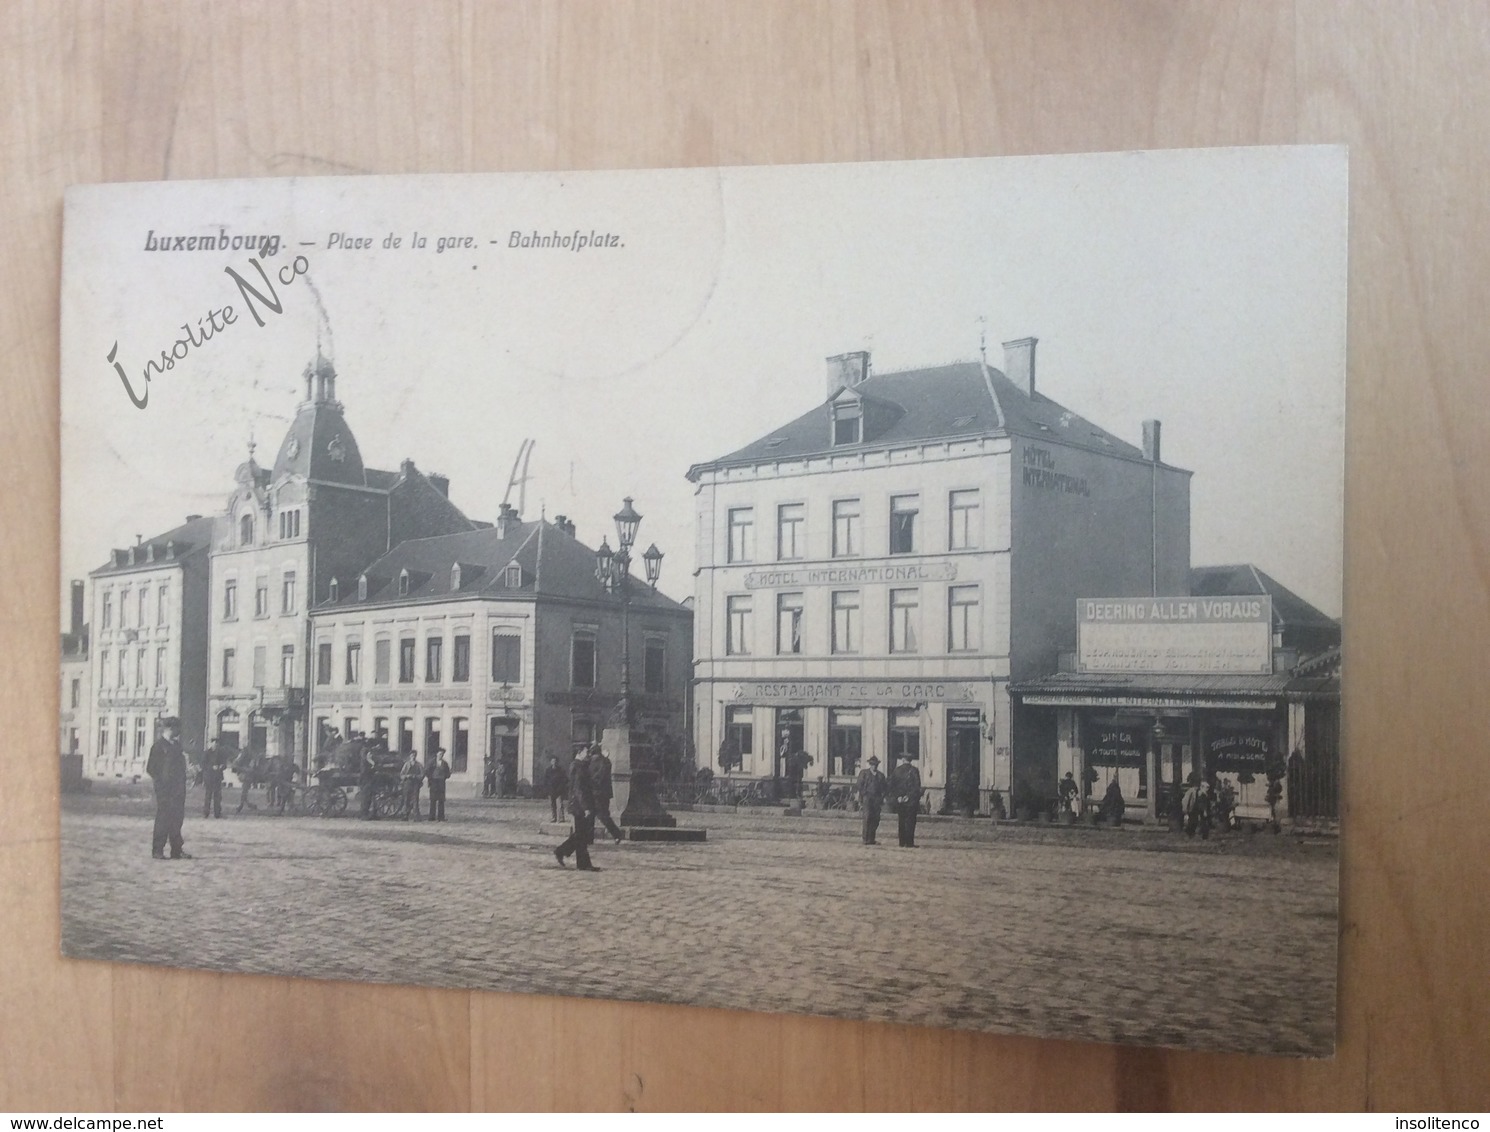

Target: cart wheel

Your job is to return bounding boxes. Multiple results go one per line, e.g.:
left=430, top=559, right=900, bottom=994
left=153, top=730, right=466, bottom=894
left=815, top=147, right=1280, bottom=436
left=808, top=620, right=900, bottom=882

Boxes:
left=329, top=788, right=347, bottom=816
left=374, top=790, right=401, bottom=819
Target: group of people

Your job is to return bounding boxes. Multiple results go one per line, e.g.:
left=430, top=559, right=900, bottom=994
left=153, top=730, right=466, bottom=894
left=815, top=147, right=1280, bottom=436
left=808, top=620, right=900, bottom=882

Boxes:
left=552, top=744, right=623, bottom=871
left=853, top=753, right=924, bottom=847
left=393, top=746, right=453, bottom=821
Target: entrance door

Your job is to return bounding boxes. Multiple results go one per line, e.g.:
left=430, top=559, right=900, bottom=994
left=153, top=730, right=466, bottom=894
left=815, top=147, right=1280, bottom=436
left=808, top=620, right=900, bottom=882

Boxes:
left=946, top=709, right=982, bottom=813
left=490, top=716, right=520, bottom=796
left=775, top=708, right=804, bottom=786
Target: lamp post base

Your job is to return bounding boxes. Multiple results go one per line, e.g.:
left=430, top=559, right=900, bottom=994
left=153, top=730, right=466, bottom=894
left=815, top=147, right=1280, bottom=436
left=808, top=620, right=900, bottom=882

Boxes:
left=602, top=721, right=700, bottom=838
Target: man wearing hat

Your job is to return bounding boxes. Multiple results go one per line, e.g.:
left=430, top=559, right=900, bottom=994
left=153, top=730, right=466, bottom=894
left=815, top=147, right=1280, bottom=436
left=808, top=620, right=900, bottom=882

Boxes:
left=145, top=717, right=190, bottom=859
left=888, top=753, right=924, bottom=848
left=589, top=743, right=623, bottom=844
left=554, top=745, right=600, bottom=871
left=855, top=754, right=888, bottom=845
left=427, top=746, right=452, bottom=821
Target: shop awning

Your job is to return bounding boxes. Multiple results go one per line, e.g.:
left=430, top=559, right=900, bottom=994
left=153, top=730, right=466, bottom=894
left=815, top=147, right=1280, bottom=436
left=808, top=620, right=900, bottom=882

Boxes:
left=1010, top=671, right=1294, bottom=710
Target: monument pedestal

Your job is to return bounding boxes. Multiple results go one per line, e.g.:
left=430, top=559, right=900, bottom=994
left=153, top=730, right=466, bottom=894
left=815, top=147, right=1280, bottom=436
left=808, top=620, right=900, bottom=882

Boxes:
left=602, top=721, right=705, bottom=842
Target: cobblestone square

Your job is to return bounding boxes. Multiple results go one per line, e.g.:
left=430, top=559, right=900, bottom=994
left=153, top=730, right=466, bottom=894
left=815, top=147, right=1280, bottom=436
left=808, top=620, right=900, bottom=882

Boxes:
left=60, top=790, right=1337, bottom=1056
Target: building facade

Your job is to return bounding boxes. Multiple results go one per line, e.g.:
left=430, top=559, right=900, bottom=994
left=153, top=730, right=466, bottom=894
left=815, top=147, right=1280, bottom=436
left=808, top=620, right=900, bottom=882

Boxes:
left=85, top=515, right=214, bottom=777
left=206, top=355, right=476, bottom=763
left=307, top=509, right=692, bottom=792
left=688, top=342, right=1191, bottom=812
left=59, top=580, right=91, bottom=765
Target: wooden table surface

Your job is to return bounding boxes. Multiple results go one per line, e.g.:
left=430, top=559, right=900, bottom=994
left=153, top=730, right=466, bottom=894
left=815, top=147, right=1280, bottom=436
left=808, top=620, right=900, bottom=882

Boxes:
left=3, top=1, right=1487, bottom=1112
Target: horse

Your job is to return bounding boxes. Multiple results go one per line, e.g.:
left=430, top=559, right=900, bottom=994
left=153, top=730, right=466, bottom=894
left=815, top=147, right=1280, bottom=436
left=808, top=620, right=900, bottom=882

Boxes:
left=231, top=751, right=298, bottom=813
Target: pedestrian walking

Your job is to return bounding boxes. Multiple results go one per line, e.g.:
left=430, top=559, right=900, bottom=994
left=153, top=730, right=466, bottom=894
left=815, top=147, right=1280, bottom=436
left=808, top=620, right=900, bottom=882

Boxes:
left=146, top=717, right=190, bottom=860
left=856, top=755, right=887, bottom=844
left=590, top=744, right=624, bottom=843
left=427, top=747, right=451, bottom=821
left=200, top=738, right=226, bottom=819
left=554, top=745, right=600, bottom=871
left=1183, top=777, right=1213, bottom=839
left=542, top=755, right=568, bottom=822
left=400, top=749, right=424, bottom=820
left=888, top=754, right=923, bottom=848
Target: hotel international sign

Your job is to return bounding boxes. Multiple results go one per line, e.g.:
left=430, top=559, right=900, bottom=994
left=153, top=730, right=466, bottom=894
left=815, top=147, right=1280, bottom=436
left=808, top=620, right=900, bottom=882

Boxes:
left=743, top=560, right=958, bottom=589
left=1077, top=596, right=1273, bottom=675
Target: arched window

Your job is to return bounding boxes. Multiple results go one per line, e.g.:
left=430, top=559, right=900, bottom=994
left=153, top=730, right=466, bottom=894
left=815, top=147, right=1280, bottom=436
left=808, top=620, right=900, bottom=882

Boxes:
left=239, top=514, right=254, bottom=546
left=398, top=569, right=410, bottom=597
left=450, top=563, right=462, bottom=591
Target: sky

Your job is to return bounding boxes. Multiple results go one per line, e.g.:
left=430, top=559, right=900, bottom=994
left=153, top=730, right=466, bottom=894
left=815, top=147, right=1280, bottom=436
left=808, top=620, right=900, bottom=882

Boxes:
left=61, top=146, right=1347, bottom=619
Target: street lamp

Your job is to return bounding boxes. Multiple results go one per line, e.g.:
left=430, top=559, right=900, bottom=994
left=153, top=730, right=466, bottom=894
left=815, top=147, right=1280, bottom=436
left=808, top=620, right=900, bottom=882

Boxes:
left=592, top=496, right=679, bottom=832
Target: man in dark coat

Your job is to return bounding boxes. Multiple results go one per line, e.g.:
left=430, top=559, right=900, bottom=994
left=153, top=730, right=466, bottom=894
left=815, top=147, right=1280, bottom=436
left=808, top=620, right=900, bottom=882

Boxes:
left=200, top=738, right=226, bottom=819
left=542, top=755, right=568, bottom=822
left=888, top=754, right=923, bottom=848
left=590, top=744, right=624, bottom=843
left=427, top=747, right=451, bottom=821
left=358, top=739, right=379, bottom=820
left=856, top=755, right=887, bottom=844
left=146, top=717, right=190, bottom=859
left=554, top=746, right=599, bottom=871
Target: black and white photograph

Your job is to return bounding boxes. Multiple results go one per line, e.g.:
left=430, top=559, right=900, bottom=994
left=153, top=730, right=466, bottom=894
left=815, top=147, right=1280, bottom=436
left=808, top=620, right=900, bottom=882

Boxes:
left=58, top=146, right=1346, bottom=1057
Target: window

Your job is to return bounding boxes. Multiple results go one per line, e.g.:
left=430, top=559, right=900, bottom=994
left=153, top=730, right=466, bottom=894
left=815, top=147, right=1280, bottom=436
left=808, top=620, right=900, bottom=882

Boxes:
left=776, top=592, right=803, bottom=655
left=99, top=649, right=109, bottom=688
left=643, top=637, right=666, bottom=695
left=154, top=646, right=166, bottom=687
left=344, top=716, right=359, bottom=741
left=281, top=571, right=296, bottom=614
left=102, top=591, right=112, bottom=629
left=223, top=580, right=237, bottom=620
left=98, top=717, right=108, bottom=757
left=255, top=579, right=270, bottom=617
left=949, top=489, right=981, bottom=550
left=888, top=708, right=922, bottom=762
left=829, top=709, right=863, bottom=777
left=491, top=632, right=521, bottom=684
left=831, top=590, right=860, bottom=654
left=726, top=595, right=752, bottom=656
left=157, top=584, right=169, bottom=625
left=239, top=514, right=254, bottom=546
left=357, top=576, right=368, bottom=601
left=450, top=563, right=463, bottom=591
left=119, top=589, right=129, bottom=629
left=252, top=645, right=267, bottom=687
left=571, top=630, right=596, bottom=688
left=222, top=648, right=236, bottom=688
left=452, top=717, right=469, bottom=774
left=372, top=718, right=389, bottom=747
left=278, top=509, right=301, bottom=539
left=889, top=588, right=920, bottom=653
left=831, top=400, right=862, bottom=445
left=424, top=717, right=442, bottom=761
left=948, top=585, right=981, bottom=652
left=280, top=644, right=295, bottom=687
left=571, top=718, right=598, bottom=752
left=68, top=727, right=79, bottom=754
left=116, top=722, right=127, bottom=764
left=890, top=494, right=919, bottom=555
left=70, top=677, right=80, bottom=709
left=345, top=641, right=362, bottom=685
left=503, top=563, right=522, bottom=587
left=315, top=717, right=331, bottom=755
left=398, top=717, right=414, bottom=756
left=138, top=587, right=149, bottom=626
left=398, top=638, right=415, bottom=683
left=426, top=636, right=443, bottom=683
left=398, top=569, right=410, bottom=597
left=135, top=647, right=146, bottom=687
left=116, top=650, right=126, bottom=686
left=727, top=507, right=754, bottom=563
left=777, top=503, right=805, bottom=560
left=725, top=706, right=754, bottom=764
left=453, top=634, right=470, bottom=682
left=316, top=642, right=332, bottom=685
left=832, top=499, right=861, bottom=557
left=373, top=638, right=390, bottom=684
left=134, top=718, right=147, bottom=763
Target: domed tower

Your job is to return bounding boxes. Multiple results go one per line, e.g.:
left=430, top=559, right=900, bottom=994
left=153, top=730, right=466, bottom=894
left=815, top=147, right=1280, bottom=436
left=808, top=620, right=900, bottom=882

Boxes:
left=271, top=353, right=366, bottom=488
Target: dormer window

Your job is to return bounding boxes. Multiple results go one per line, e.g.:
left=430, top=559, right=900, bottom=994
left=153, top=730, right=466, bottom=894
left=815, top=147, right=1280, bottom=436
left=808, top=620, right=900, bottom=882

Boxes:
left=239, top=514, right=254, bottom=546
left=357, top=575, right=368, bottom=601
left=451, top=563, right=462, bottom=591
left=831, top=400, right=862, bottom=446
left=329, top=577, right=340, bottom=602
left=398, top=569, right=410, bottom=597
left=504, top=563, right=522, bottom=587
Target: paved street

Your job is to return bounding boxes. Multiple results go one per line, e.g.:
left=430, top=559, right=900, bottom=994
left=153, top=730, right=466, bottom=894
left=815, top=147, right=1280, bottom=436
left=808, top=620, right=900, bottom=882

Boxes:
left=60, top=789, right=1337, bottom=1056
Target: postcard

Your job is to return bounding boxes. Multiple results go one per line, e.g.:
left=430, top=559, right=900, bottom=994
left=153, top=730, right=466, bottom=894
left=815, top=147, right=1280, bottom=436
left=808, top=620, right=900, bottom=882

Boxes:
left=59, top=147, right=1345, bottom=1056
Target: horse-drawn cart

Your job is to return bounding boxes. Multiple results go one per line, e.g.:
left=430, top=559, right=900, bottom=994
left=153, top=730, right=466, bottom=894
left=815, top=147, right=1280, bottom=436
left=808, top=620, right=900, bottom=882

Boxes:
left=308, top=739, right=404, bottom=818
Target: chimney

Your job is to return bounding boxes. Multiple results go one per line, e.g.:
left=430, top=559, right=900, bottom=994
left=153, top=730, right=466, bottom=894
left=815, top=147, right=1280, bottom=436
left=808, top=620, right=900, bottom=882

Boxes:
left=495, top=502, right=519, bottom=538
left=825, top=351, right=870, bottom=399
left=400, top=457, right=416, bottom=477
left=554, top=514, right=577, bottom=538
left=1002, top=337, right=1037, bottom=398
left=1142, top=419, right=1162, bottom=463
left=70, top=580, right=85, bottom=637
left=428, top=473, right=450, bottom=497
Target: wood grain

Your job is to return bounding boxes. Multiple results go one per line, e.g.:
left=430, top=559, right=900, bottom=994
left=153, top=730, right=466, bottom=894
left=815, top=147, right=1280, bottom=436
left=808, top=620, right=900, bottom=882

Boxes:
left=4, top=0, right=1488, bottom=1111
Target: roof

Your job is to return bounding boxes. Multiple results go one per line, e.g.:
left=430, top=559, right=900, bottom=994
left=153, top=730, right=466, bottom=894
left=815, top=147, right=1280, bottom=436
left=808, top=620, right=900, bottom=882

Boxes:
left=313, top=518, right=690, bottom=616
left=1190, top=564, right=1339, bottom=633
left=688, top=360, right=1158, bottom=478
left=91, top=515, right=217, bottom=576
